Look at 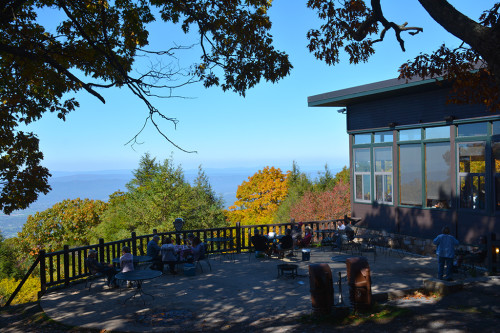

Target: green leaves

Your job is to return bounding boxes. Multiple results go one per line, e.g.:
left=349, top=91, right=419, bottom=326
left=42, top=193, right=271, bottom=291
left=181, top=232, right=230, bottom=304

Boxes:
left=96, top=154, right=227, bottom=241
left=1, top=0, right=291, bottom=214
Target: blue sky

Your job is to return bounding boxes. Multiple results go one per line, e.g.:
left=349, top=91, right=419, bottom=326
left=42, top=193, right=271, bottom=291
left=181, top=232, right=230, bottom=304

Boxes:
left=26, top=1, right=493, bottom=174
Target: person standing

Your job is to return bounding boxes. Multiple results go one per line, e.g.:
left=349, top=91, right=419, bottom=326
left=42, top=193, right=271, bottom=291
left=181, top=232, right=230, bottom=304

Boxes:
left=433, top=226, right=459, bottom=281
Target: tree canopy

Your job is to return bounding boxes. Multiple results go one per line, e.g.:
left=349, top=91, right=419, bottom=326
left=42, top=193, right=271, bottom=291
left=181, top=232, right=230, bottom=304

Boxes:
left=18, top=198, right=108, bottom=255
left=2, top=0, right=498, bottom=216
left=307, top=0, right=500, bottom=110
left=226, top=166, right=289, bottom=225
left=0, top=0, right=292, bottom=214
left=94, top=154, right=227, bottom=241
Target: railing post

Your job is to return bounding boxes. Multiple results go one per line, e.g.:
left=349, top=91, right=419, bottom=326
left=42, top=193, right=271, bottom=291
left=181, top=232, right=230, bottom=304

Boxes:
left=39, top=249, right=46, bottom=298
left=131, top=232, right=137, bottom=256
left=236, top=222, right=241, bottom=254
left=63, top=245, right=70, bottom=287
left=98, top=238, right=105, bottom=263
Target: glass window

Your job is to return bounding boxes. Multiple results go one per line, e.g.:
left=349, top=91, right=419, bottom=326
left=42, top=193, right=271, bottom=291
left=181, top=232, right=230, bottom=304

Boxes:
left=457, top=122, right=487, bottom=137
left=354, top=148, right=371, bottom=202
left=354, top=149, right=370, bottom=172
left=493, top=121, right=500, bottom=135
left=458, top=142, right=486, bottom=210
left=425, top=126, right=450, bottom=140
left=354, top=134, right=371, bottom=145
left=399, top=129, right=421, bottom=141
left=399, top=144, right=422, bottom=206
left=425, top=143, right=451, bottom=208
left=374, top=147, right=393, bottom=203
left=374, top=131, right=393, bottom=143
left=492, top=142, right=500, bottom=210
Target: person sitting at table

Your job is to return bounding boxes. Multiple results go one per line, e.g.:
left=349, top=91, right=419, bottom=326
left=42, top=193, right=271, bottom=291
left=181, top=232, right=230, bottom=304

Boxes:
left=191, top=237, right=206, bottom=261
left=291, top=222, right=303, bottom=248
left=297, top=227, right=312, bottom=248
left=86, top=250, right=118, bottom=288
left=120, top=246, right=134, bottom=288
left=278, top=229, right=294, bottom=257
left=147, top=235, right=163, bottom=271
left=337, top=220, right=346, bottom=231
left=251, top=229, right=270, bottom=257
left=186, top=233, right=195, bottom=246
left=161, top=237, right=178, bottom=275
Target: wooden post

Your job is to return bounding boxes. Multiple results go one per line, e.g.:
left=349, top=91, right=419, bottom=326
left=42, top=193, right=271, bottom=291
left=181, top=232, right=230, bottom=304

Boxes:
left=63, top=245, right=70, bottom=287
left=39, top=250, right=46, bottom=297
left=98, top=239, right=105, bottom=263
left=131, top=232, right=137, bottom=256
left=236, top=222, right=241, bottom=254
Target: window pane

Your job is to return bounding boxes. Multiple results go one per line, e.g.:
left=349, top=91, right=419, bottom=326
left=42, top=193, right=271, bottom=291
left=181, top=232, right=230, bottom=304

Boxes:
left=375, top=174, right=393, bottom=203
left=355, top=175, right=363, bottom=200
left=363, top=174, right=371, bottom=200
left=458, top=142, right=486, bottom=210
left=354, top=134, right=371, bottom=144
left=385, top=175, right=393, bottom=202
left=493, top=142, right=500, bottom=210
left=426, top=143, right=451, bottom=208
left=493, top=121, right=500, bottom=135
left=425, top=126, right=450, bottom=140
left=374, top=131, right=393, bottom=143
left=399, top=129, right=421, bottom=141
left=457, top=122, right=487, bottom=137
left=399, top=144, right=422, bottom=206
left=458, top=143, right=485, bottom=173
left=354, top=149, right=370, bottom=172
left=374, top=147, right=392, bottom=172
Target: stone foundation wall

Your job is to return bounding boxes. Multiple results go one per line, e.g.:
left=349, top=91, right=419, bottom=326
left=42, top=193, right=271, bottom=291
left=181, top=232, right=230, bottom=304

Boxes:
left=353, top=227, right=437, bottom=257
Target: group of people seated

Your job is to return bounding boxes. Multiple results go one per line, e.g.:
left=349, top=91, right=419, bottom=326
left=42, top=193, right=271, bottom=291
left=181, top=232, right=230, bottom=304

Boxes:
left=147, top=234, right=206, bottom=275
left=250, top=224, right=313, bottom=258
left=85, top=233, right=206, bottom=288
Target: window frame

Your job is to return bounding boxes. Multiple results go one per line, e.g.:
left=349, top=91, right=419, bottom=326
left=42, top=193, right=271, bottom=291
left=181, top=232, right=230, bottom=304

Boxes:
left=353, top=147, right=372, bottom=203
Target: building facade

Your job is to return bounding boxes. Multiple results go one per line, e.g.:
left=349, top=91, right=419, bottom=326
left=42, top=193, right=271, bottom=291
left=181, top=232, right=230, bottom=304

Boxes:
left=308, top=77, right=500, bottom=243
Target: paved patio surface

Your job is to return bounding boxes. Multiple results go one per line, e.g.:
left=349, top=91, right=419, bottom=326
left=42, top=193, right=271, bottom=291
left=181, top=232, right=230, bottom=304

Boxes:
left=39, top=248, right=469, bottom=332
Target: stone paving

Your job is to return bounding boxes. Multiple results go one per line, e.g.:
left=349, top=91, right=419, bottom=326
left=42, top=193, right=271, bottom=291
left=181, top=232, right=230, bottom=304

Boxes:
left=39, top=248, right=485, bottom=332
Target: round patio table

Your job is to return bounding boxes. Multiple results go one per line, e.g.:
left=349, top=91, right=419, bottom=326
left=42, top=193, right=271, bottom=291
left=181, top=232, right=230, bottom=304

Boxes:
left=115, top=270, right=162, bottom=305
left=112, top=255, right=152, bottom=269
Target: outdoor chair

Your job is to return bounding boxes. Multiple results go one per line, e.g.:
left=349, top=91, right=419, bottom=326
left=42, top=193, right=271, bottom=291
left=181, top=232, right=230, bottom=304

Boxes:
left=84, top=259, right=107, bottom=291
left=195, top=244, right=211, bottom=273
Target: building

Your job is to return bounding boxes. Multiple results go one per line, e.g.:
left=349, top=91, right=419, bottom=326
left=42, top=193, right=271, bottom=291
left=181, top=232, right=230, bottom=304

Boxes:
left=308, top=76, right=500, bottom=243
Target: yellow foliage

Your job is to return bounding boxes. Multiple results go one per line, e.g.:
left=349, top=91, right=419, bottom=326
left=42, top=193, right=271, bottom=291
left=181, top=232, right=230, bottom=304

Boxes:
left=226, top=166, right=289, bottom=225
left=0, top=276, right=40, bottom=306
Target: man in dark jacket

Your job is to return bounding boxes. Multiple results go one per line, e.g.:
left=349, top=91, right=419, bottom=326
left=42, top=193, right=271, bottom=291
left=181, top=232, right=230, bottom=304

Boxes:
left=147, top=235, right=163, bottom=271
left=251, top=229, right=270, bottom=256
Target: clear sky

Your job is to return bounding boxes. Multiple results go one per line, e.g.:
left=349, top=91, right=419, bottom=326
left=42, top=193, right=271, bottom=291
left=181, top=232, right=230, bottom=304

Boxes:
left=26, top=1, right=492, bottom=174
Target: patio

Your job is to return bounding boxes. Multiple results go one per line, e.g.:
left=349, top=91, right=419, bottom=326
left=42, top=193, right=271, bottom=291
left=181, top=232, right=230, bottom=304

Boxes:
left=40, top=248, right=443, bottom=332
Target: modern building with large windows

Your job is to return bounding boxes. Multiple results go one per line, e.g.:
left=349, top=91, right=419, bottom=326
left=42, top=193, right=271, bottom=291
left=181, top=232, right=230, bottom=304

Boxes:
left=308, top=77, right=500, bottom=243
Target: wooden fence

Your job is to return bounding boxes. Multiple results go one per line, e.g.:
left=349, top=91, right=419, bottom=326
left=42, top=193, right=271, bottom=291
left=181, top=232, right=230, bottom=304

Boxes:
left=4, top=218, right=346, bottom=307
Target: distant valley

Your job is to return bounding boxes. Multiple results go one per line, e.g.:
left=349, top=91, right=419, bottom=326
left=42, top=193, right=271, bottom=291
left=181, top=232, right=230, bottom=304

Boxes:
left=0, top=168, right=248, bottom=238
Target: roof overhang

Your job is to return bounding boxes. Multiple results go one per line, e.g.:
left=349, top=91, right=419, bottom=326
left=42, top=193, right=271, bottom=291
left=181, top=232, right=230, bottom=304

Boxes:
left=308, top=76, right=448, bottom=108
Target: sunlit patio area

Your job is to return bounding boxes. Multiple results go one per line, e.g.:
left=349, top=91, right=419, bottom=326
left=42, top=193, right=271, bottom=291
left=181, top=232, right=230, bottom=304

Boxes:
left=40, top=248, right=443, bottom=332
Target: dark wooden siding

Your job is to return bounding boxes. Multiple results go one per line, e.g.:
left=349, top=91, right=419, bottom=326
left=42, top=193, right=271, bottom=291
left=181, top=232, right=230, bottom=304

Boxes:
left=347, top=88, right=489, bottom=132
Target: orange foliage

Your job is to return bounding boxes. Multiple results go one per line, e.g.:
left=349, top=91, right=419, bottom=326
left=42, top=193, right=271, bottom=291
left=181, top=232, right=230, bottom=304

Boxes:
left=225, top=166, right=289, bottom=225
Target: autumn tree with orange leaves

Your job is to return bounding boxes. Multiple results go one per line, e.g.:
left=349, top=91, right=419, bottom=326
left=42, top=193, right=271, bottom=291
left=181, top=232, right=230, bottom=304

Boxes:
left=226, top=167, right=289, bottom=225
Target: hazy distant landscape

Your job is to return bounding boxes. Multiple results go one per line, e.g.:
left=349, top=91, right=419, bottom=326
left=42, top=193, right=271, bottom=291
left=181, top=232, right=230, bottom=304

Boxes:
left=0, top=168, right=249, bottom=238
left=0, top=166, right=336, bottom=238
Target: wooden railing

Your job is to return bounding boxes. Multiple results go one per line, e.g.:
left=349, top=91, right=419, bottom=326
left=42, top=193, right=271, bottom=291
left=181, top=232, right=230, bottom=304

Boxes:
left=4, top=218, right=349, bottom=307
